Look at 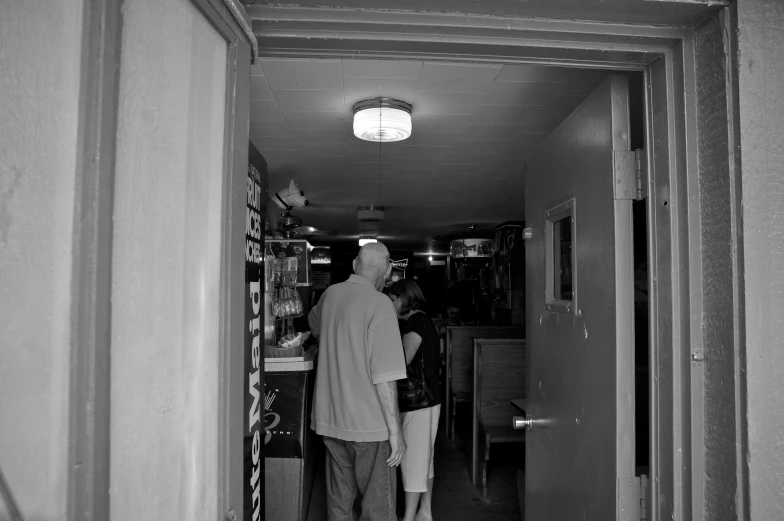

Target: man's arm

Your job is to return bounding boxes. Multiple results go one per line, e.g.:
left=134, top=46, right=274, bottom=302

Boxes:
left=374, top=380, right=406, bottom=467
left=308, top=294, right=323, bottom=339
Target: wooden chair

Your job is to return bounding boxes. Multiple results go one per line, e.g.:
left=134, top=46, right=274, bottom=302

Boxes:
left=471, top=338, right=527, bottom=500
left=445, top=326, right=524, bottom=440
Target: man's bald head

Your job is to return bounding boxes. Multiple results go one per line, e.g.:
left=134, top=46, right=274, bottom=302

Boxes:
left=353, top=242, right=391, bottom=291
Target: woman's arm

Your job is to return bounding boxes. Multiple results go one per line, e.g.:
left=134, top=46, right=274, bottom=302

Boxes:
left=402, top=331, right=423, bottom=365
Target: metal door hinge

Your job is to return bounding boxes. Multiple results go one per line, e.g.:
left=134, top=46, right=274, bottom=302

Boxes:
left=613, top=149, right=647, bottom=201
left=617, top=474, right=649, bottom=521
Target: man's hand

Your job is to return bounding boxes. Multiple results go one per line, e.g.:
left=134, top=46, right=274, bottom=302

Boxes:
left=373, top=380, right=407, bottom=467
left=386, top=428, right=406, bottom=467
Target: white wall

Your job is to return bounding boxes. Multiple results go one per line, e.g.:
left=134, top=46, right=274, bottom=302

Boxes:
left=737, top=0, right=784, bottom=519
left=110, top=0, right=227, bottom=519
left=0, top=1, right=83, bottom=518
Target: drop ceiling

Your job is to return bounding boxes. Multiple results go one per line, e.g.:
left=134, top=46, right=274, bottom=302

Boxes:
left=250, top=58, right=609, bottom=249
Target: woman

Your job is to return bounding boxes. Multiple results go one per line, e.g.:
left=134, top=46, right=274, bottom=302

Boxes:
left=387, top=279, right=442, bottom=521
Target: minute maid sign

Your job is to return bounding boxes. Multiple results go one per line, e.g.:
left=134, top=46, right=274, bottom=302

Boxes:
left=245, top=162, right=264, bottom=521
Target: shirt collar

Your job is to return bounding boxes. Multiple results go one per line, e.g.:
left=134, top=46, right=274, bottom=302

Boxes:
left=347, top=274, right=376, bottom=288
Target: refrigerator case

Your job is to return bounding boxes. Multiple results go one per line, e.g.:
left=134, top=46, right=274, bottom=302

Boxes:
left=244, top=142, right=268, bottom=521
left=267, top=239, right=312, bottom=285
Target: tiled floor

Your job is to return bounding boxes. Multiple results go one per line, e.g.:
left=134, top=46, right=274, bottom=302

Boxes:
left=307, top=406, right=524, bottom=521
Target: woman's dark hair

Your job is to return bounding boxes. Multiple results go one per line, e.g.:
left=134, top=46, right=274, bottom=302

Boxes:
left=387, top=279, right=427, bottom=315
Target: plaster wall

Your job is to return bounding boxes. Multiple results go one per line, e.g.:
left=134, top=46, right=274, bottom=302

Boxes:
left=736, top=0, right=784, bottom=518
left=110, top=0, right=227, bottom=519
left=0, top=1, right=83, bottom=518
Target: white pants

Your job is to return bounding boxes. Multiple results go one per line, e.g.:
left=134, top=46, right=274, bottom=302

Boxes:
left=400, top=404, right=441, bottom=493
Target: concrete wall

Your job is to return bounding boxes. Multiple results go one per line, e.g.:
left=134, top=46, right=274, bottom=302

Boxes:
left=0, top=1, right=83, bottom=518
left=693, top=14, right=740, bottom=520
left=110, top=0, right=227, bottom=519
left=737, top=0, right=784, bottom=519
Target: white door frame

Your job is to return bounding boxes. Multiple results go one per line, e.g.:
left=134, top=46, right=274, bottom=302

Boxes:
left=69, top=0, right=252, bottom=520
left=243, top=5, right=745, bottom=520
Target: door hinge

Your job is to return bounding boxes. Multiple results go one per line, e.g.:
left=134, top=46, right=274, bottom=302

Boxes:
left=613, top=149, right=647, bottom=201
left=617, top=474, right=649, bottom=521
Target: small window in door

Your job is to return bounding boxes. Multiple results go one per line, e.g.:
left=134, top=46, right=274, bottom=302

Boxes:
left=545, top=198, right=577, bottom=315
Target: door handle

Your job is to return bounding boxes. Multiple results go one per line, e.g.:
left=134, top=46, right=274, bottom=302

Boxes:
left=513, top=412, right=534, bottom=431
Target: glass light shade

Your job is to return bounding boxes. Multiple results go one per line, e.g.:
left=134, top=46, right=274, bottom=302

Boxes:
left=353, top=107, right=412, bottom=142
left=358, top=238, right=378, bottom=246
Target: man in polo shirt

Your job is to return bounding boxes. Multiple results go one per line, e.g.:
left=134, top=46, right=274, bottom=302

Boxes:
left=309, top=242, right=408, bottom=521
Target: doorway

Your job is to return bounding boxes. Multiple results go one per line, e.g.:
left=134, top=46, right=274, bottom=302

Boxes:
left=254, top=55, right=653, bottom=519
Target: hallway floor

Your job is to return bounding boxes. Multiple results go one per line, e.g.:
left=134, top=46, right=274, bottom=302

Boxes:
left=307, top=408, right=523, bottom=521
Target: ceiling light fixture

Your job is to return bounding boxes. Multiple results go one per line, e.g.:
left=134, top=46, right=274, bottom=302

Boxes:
left=358, top=237, right=378, bottom=247
left=353, top=98, right=412, bottom=142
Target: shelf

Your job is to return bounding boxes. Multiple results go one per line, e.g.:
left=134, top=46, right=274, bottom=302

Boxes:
left=275, top=313, right=304, bottom=320
left=273, top=282, right=313, bottom=288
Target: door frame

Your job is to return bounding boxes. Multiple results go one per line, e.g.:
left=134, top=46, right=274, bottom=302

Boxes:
left=69, top=0, right=252, bottom=520
left=245, top=5, right=739, bottom=520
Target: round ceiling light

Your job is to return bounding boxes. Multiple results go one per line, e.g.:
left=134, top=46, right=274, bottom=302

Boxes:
left=353, top=98, right=412, bottom=142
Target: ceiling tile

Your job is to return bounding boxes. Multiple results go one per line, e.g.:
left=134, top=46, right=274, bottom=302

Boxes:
left=288, top=128, right=355, bottom=145
left=495, top=64, right=576, bottom=83
left=296, top=145, right=348, bottom=158
left=250, top=101, right=282, bottom=121
left=272, top=90, right=345, bottom=112
left=383, top=166, right=440, bottom=179
left=481, top=81, right=562, bottom=106
left=460, top=124, right=523, bottom=140
left=416, top=62, right=502, bottom=93
left=342, top=59, right=423, bottom=79
left=252, top=137, right=298, bottom=151
left=394, top=156, right=448, bottom=169
left=412, top=114, right=471, bottom=132
left=538, top=95, right=585, bottom=118
left=411, top=91, right=486, bottom=115
left=282, top=111, right=348, bottom=130
left=250, top=76, right=275, bottom=101
left=396, top=145, right=451, bottom=159
left=347, top=151, right=397, bottom=163
left=402, top=131, right=460, bottom=147
left=260, top=58, right=343, bottom=90
left=443, top=152, right=501, bottom=165
left=470, top=105, right=541, bottom=126
left=249, top=120, right=290, bottom=137
left=451, top=138, right=513, bottom=155
left=258, top=149, right=301, bottom=163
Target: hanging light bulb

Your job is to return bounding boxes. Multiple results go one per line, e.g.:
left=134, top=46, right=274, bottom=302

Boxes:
left=353, top=98, right=412, bottom=142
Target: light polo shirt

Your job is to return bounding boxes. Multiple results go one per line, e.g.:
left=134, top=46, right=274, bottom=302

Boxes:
left=308, top=274, right=407, bottom=442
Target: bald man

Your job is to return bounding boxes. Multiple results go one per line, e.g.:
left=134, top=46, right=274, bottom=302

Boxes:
left=309, top=243, right=408, bottom=521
